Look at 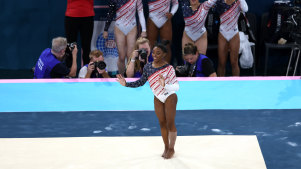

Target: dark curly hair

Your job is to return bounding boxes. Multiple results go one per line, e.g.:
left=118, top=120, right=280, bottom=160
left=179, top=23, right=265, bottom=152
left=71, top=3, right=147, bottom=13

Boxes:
left=153, top=40, right=170, bottom=53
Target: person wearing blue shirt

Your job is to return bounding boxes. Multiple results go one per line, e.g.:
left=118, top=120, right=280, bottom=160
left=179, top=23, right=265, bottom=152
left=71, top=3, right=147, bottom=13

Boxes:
left=34, top=37, right=78, bottom=78
left=126, top=37, right=153, bottom=78
left=176, top=43, right=217, bottom=77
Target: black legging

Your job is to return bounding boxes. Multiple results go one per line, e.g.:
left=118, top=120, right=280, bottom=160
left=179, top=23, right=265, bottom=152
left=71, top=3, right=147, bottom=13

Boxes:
left=65, top=16, right=94, bottom=65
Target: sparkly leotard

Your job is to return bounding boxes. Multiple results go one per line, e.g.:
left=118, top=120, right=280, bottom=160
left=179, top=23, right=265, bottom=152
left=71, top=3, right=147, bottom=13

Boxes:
left=104, top=0, right=146, bottom=35
left=216, top=0, right=248, bottom=41
left=148, top=0, right=179, bottom=28
left=126, top=62, right=179, bottom=103
left=182, top=0, right=217, bottom=41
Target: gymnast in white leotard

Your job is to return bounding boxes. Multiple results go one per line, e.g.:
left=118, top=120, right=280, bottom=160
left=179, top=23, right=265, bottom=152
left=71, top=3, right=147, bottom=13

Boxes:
left=181, top=0, right=217, bottom=55
left=117, top=42, right=179, bottom=159
left=217, top=0, right=248, bottom=41
left=148, top=0, right=179, bottom=28
left=216, top=0, right=248, bottom=77
left=147, top=0, right=179, bottom=63
left=103, top=0, right=147, bottom=75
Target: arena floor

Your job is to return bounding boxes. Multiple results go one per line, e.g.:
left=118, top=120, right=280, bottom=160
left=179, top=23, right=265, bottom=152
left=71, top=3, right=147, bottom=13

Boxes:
left=0, top=77, right=300, bottom=169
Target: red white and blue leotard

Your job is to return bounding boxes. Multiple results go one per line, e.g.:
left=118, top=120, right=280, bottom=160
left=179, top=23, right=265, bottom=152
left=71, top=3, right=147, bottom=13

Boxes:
left=126, top=62, right=179, bottom=103
left=182, top=0, right=217, bottom=41
left=148, top=0, right=179, bottom=28
left=216, top=0, right=248, bottom=41
left=104, top=0, right=146, bottom=35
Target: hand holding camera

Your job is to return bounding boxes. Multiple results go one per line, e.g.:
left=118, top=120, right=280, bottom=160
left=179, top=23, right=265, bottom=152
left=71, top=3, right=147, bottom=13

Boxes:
left=87, top=62, right=95, bottom=73
left=138, top=48, right=148, bottom=61
left=131, top=50, right=139, bottom=61
left=88, top=61, right=106, bottom=74
left=94, top=61, right=106, bottom=71
left=130, top=48, right=148, bottom=63
left=63, top=42, right=77, bottom=68
left=67, top=42, right=78, bottom=59
left=175, top=65, right=189, bottom=77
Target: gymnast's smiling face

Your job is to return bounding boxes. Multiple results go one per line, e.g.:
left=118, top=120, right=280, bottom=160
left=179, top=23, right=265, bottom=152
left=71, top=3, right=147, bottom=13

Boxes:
left=152, top=47, right=166, bottom=63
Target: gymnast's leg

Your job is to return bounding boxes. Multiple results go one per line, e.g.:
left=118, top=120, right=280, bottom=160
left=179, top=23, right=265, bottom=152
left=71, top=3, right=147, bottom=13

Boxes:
left=160, top=19, right=173, bottom=63
left=114, top=27, right=127, bottom=75
left=217, top=33, right=229, bottom=77
left=147, top=19, right=159, bottom=50
left=229, top=33, right=240, bottom=76
left=194, top=31, right=208, bottom=55
left=182, top=31, right=193, bottom=52
left=154, top=96, right=169, bottom=158
left=164, top=94, right=178, bottom=159
left=126, top=26, right=138, bottom=67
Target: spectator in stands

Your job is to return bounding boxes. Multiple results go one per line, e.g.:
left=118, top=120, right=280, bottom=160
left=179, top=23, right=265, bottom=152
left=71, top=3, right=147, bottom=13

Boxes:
left=103, top=0, right=147, bottom=75
left=117, top=41, right=179, bottom=159
left=126, top=37, right=153, bottom=78
left=215, top=0, right=248, bottom=76
left=65, top=0, right=95, bottom=65
left=34, top=37, right=78, bottom=78
left=181, top=0, right=217, bottom=55
left=147, top=0, right=179, bottom=63
left=176, top=43, right=217, bottom=77
left=78, top=50, right=110, bottom=78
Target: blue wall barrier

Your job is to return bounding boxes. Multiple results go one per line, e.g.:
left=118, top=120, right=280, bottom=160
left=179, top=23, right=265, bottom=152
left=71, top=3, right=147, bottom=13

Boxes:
left=1, top=77, right=300, bottom=112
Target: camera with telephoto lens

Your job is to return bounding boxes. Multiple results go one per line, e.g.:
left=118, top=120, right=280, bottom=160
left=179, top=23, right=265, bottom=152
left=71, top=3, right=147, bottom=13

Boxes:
left=175, top=65, right=189, bottom=77
left=94, top=61, right=106, bottom=70
left=67, top=42, right=77, bottom=51
left=138, top=48, right=148, bottom=60
left=63, top=42, right=77, bottom=68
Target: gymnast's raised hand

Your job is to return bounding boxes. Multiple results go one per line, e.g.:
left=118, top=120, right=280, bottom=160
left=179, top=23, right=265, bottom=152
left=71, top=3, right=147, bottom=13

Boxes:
left=116, top=74, right=126, bottom=86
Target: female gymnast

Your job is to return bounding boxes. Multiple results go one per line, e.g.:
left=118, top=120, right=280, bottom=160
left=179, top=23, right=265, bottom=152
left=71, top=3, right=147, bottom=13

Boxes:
left=117, top=42, right=179, bottom=159
left=216, top=0, right=248, bottom=76
left=147, top=0, right=179, bottom=63
left=103, top=0, right=147, bottom=75
left=181, top=0, right=217, bottom=55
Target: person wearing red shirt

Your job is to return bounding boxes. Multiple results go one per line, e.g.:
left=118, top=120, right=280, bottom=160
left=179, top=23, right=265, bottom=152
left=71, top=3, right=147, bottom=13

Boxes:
left=65, top=0, right=95, bottom=65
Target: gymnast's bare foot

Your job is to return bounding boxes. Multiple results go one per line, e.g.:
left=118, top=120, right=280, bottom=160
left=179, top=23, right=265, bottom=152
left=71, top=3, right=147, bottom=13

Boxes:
left=164, top=148, right=175, bottom=159
left=162, top=147, right=168, bottom=158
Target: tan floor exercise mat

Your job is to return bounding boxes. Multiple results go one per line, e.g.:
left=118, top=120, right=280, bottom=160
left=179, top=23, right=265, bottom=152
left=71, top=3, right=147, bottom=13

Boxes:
left=0, top=135, right=266, bottom=169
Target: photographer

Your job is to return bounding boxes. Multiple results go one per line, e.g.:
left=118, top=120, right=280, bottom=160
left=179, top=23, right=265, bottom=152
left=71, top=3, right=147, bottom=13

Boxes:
left=34, top=37, right=78, bottom=78
left=176, top=43, right=217, bottom=77
left=126, top=37, right=153, bottom=78
left=78, top=50, right=110, bottom=78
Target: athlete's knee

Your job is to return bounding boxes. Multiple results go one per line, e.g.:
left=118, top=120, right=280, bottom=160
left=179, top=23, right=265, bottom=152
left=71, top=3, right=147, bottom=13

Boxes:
left=158, top=120, right=167, bottom=128
left=166, top=120, right=176, bottom=131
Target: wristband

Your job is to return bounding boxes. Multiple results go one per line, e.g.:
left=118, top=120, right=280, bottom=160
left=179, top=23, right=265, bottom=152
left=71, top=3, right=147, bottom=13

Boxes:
left=131, top=59, right=136, bottom=62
